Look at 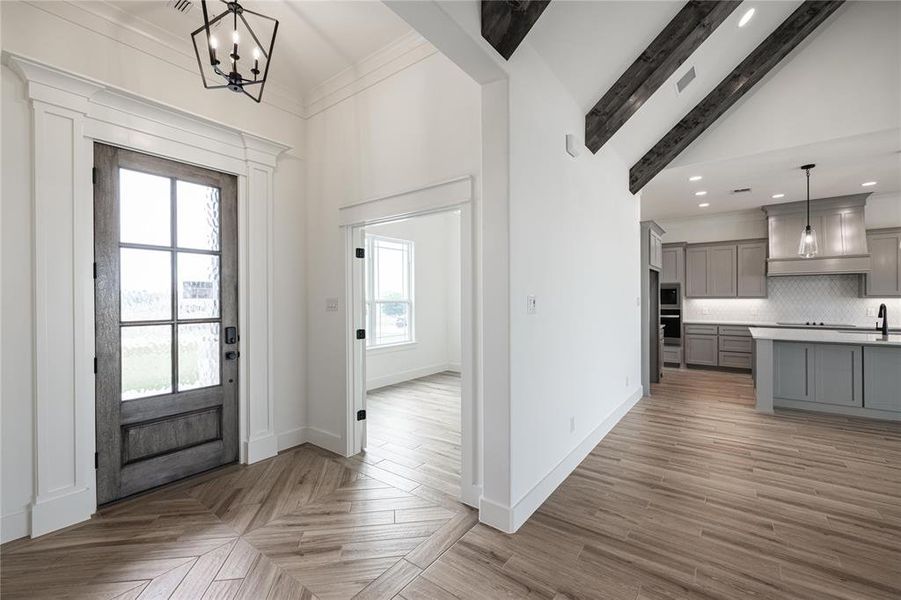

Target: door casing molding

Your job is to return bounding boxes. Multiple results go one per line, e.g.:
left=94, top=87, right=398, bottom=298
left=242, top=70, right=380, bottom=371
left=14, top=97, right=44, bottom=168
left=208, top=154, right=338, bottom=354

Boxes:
left=339, top=176, right=482, bottom=508
left=5, top=52, right=291, bottom=538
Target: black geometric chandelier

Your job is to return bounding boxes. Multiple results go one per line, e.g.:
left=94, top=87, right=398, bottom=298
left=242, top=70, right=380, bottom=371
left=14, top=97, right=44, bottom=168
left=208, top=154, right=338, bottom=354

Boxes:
left=191, top=0, right=279, bottom=103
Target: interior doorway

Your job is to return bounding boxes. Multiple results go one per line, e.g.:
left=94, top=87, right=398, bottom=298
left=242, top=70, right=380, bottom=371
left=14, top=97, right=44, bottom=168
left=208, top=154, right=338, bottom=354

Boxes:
left=356, top=212, right=463, bottom=498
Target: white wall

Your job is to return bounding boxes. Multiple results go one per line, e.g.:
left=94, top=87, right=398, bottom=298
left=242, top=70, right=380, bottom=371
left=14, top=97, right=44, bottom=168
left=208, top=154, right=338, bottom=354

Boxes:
left=1, top=65, right=36, bottom=542
left=365, top=212, right=462, bottom=390
left=1, top=2, right=307, bottom=541
left=303, top=51, right=481, bottom=453
left=505, top=42, right=643, bottom=521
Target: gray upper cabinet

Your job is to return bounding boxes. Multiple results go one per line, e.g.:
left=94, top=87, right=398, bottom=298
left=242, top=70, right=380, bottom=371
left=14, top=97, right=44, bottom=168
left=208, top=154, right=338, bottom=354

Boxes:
left=685, top=240, right=766, bottom=298
left=708, top=245, right=737, bottom=297
left=649, top=228, right=663, bottom=271
left=863, top=228, right=901, bottom=297
left=661, top=244, right=684, bottom=285
left=737, top=241, right=767, bottom=298
left=685, top=247, right=709, bottom=297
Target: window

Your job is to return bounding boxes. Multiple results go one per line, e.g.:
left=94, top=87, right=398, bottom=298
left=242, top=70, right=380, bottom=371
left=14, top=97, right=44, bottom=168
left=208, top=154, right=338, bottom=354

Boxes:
left=365, top=235, right=414, bottom=348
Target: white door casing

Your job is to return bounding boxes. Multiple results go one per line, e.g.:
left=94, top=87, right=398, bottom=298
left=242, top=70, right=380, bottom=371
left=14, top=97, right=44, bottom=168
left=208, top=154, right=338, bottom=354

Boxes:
left=5, top=52, right=291, bottom=538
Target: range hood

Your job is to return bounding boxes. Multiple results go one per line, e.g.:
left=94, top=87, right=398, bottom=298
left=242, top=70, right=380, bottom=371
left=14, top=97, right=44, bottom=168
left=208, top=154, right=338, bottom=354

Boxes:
left=762, top=194, right=872, bottom=276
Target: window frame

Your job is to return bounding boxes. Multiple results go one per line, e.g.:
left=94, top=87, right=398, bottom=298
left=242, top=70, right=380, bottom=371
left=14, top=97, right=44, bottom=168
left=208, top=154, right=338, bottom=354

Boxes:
left=365, top=234, right=415, bottom=349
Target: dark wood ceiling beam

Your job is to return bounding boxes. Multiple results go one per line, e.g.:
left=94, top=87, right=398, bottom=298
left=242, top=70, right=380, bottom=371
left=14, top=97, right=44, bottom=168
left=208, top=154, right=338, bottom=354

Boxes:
left=629, top=0, right=845, bottom=194
left=481, top=0, right=552, bottom=60
left=585, top=1, right=741, bottom=154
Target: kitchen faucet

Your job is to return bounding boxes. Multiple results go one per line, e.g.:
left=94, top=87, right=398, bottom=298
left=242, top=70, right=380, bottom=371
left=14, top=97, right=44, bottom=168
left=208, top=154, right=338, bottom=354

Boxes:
left=877, top=303, right=888, bottom=338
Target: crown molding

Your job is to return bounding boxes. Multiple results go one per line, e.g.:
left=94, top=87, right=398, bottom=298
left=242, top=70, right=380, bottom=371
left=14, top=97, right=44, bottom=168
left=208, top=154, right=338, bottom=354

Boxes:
left=302, top=30, right=438, bottom=118
left=23, top=0, right=306, bottom=118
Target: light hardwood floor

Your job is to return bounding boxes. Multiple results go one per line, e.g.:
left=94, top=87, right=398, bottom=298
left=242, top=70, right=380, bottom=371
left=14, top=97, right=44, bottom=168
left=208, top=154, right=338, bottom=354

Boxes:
left=3, top=368, right=899, bottom=599
left=354, top=372, right=462, bottom=500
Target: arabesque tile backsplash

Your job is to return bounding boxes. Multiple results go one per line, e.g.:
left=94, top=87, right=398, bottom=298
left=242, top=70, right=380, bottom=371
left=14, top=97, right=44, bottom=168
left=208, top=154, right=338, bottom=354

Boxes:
left=683, top=275, right=901, bottom=326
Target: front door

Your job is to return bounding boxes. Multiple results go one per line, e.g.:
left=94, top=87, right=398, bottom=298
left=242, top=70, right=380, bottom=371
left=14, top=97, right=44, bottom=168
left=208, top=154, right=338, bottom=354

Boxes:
left=94, top=143, right=239, bottom=504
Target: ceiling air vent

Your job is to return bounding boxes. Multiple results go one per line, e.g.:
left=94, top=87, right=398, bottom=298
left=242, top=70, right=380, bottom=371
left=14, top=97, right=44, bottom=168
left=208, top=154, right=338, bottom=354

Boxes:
left=675, top=67, right=696, bottom=94
left=732, top=188, right=752, bottom=194
left=168, top=0, right=193, bottom=13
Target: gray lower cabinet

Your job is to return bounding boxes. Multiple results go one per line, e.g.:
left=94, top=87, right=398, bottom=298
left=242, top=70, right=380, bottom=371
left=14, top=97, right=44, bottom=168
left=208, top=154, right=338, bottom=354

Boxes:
left=663, top=346, right=682, bottom=364
left=774, top=343, right=813, bottom=402
left=863, top=346, right=901, bottom=412
left=773, top=342, right=862, bottom=407
left=812, top=344, right=862, bottom=407
left=737, top=241, right=767, bottom=297
left=685, top=334, right=717, bottom=366
left=863, top=228, right=901, bottom=297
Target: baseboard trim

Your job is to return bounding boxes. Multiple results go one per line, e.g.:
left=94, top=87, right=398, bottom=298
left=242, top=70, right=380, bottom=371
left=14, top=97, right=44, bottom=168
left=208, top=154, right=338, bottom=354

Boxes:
left=246, top=433, right=278, bottom=464
left=277, top=427, right=306, bottom=452
left=303, top=426, right=345, bottom=456
left=30, top=486, right=95, bottom=538
left=366, top=363, right=456, bottom=391
left=1, top=507, right=31, bottom=544
left=478, top=386, right=644, bottom=534
left=447, top=362, right=462, bottom=372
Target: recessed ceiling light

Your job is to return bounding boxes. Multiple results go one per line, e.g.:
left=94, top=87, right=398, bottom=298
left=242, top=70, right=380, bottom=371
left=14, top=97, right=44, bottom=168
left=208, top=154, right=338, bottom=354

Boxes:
left=862, top=181, right=877, bottom=187
left=772, top=193, right=785, bottom=199
left=738, top=8, right=755, bottom=27
left=698, top=202, right=710, bottom=208
left=689, top=175, right=703, bottom=182
left=695, top=190, right=707, bottom=196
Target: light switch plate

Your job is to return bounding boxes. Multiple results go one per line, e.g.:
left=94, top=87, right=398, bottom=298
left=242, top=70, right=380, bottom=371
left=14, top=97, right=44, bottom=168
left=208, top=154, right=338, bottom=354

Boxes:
left=527, top=295, right=537, bottom=315
left=866, top=307, right=877, bottom=317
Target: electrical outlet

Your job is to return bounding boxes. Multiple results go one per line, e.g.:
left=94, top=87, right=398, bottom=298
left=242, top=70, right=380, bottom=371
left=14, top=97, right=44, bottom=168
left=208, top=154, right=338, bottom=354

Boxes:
left=527, top=295, right=537, bottom=315
left=569, top=417, right=575, bottom=433
left=702, top=307, right=711, bottom=315
left=866, top=307, right=877, bottom=317
left=326, top=298, right=339, bottom=312
left=750, top=307, right=759, bottom=316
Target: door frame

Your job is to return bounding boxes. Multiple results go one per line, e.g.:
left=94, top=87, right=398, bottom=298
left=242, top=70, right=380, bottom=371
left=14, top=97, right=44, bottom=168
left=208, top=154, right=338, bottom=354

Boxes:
left=340, top=176, right=481, bottom=508
left=10, top=54, right=291, bottom=538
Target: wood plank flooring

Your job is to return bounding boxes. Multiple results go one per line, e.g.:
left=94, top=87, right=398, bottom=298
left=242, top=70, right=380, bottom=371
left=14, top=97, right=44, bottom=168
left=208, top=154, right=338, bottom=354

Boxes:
left=3, top=367, right=900, bottom=599
left=353, top=372, right=462, bottom=500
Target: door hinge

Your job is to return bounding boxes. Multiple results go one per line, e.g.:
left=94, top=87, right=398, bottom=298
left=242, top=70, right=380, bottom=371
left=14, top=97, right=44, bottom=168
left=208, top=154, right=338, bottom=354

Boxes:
left=356, top=329, right=366, bottom=340
left=355, top=247, right=365, bottom=259
left=93, top=356, right=97, bottom=374
left=92, top=167, right=97, bottom=185
left=356, top=410, right=366, bottom=421
left=93, top=262, right=97, bottom=279
left=94, top=452, right=98, bottom=469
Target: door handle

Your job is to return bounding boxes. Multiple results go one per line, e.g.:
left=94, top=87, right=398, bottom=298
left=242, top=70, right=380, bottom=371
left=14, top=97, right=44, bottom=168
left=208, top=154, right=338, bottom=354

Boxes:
left=225, top=351, right=239, bottom=360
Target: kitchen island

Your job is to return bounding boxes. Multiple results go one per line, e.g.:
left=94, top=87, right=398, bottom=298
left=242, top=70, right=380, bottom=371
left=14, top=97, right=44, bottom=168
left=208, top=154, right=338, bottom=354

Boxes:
left=750, top=327, right=901, bottom=420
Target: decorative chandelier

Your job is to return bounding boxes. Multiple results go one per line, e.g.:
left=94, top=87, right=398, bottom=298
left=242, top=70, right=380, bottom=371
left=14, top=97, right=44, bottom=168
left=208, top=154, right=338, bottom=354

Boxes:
left=191, top=0, right=279, bottom=103
left=797, top=163, right=819, bottom=258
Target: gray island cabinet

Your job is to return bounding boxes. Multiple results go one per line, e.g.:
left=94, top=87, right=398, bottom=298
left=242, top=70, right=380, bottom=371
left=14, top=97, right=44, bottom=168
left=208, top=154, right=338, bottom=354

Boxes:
left=752, top=328, right=901, bottom=419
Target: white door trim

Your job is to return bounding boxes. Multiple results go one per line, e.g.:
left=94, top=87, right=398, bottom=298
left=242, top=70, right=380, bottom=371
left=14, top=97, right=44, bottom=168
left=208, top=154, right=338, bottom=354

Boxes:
left=5, top=52, right=291, bottom=538
left=339, top=176, right=481, bottom=508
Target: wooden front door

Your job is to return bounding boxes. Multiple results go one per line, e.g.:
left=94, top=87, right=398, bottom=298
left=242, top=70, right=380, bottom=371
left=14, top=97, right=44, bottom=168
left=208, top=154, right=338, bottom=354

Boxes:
left=94, top=143, right=239, bottom=504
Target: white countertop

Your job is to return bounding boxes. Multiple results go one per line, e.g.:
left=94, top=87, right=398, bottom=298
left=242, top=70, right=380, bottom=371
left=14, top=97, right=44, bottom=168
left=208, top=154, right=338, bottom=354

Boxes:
left=749, top=327, right=901, bottom=347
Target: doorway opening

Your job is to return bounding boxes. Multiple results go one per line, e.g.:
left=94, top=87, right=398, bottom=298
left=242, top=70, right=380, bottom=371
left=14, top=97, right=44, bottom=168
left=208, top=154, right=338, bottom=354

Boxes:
left=358, top=211, right=463, bottom=499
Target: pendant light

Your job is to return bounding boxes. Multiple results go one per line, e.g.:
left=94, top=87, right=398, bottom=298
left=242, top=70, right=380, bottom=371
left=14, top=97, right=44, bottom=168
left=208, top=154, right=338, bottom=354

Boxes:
left=797, top=163, right=818, bottom=258
left=191, top=1, right=279, bottom=103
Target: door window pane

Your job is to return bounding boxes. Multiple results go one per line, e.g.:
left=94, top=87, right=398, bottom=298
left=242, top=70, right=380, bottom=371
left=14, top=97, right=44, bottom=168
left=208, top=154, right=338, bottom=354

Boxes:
left=120, top=248, right=171, bottom=321
left=177, top=181, right=220, bottom=250
left=177, top=253, right=220, bottom=319
left=178, top=323, right=220, bottom=391
left=120, top=169, right=171, bottom=246
left=121, top=325, right=172, bottom=400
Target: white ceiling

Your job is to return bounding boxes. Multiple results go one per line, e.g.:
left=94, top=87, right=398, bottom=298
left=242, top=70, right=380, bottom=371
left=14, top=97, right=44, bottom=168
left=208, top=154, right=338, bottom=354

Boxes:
left=102, top=0, right=412, bottom=105
left=634, top=0, right=901, bottom=220
left=641, top=129, right=901, bottom=220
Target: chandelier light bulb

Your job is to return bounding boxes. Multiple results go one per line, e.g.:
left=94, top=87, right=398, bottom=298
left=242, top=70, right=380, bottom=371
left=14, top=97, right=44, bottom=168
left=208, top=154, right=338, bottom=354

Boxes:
left=232, top=30, right=240, bottom=45
left=209, top=35, right=218, bottom=49
left=253, top=47, right=261, bottom=60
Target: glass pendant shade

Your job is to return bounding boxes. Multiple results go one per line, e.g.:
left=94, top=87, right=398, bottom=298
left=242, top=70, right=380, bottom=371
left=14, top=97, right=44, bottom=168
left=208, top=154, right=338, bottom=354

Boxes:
left=797, top=163, right=818, bottom=258
left=798, top=225, right=818, bottom=258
